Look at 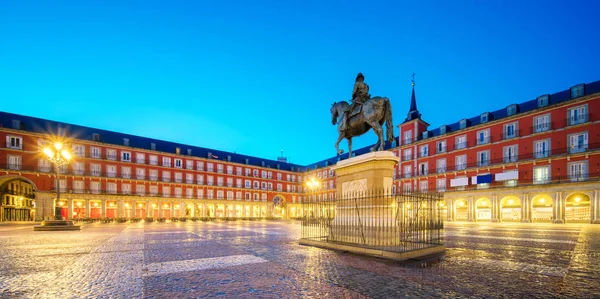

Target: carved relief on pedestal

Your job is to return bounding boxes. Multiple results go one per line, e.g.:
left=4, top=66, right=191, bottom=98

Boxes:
left=341, top=178, right=367, bottom=196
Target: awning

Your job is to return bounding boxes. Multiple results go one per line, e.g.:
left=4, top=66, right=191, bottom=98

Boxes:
left=471, top=174, right=492, bottom=184
left=450, top=177, right=469, bottom=187
left=495, top=170, right=518, bottom=181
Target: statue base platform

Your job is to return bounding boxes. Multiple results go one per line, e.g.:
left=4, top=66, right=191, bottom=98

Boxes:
left=33, top=220, right=81, bottom=231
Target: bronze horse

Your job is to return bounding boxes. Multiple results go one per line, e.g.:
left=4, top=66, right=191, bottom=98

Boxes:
left=330, top=97, right=394, bottom=157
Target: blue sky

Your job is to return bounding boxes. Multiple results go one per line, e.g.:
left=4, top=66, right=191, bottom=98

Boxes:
left=1, top=0, right=599, bottom=165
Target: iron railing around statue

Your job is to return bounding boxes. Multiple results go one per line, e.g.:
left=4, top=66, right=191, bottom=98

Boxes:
left=300, top=189, right=444, bottom=254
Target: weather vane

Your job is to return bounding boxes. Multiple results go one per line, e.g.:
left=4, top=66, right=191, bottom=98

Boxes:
left=411, top=72, right=416, bottom=86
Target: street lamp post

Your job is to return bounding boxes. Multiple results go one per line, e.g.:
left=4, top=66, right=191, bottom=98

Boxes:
left=43, top=142, right=72, bottom=221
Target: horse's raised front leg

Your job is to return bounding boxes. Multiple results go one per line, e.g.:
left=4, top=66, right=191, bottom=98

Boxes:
left=335, top=134, right=344, bottom=155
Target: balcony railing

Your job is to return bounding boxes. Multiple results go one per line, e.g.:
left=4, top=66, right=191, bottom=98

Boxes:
left=476, top=137, right=491, bottom=145
left=502, top=130, right=519, bottom=140
left=454, top=142, right=467, bottom=150
left=567, top=114, right=588, bottom=126
left=436, top=146, right=447, bottom=154
left=445, top=172, right=599, bottom=193
left=531, top=122, right=552, bottom=134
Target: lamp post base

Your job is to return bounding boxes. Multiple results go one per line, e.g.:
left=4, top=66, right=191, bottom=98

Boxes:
left=54, top=207, right=63, bottom=220
left=34, top=220, right=80, bottom=231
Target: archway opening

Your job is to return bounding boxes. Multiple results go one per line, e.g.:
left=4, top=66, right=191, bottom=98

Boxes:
left=439, top=201, right=448, bottom=221
left=0, top=178, right=36, bottom=222
left=455, top=199, right=468, bottom=221
left=273, top=196, right=285, bottom=218
left=500, top=196, right=521, bottom=222
left=476, top=198, right=492, bottom=221
left=531, top=195, right=553, bottom=222
left=565, top=193, right=591, bottom=223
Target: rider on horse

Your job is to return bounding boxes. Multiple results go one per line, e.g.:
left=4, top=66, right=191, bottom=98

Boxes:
left=340, top=72, right=371, bottom=132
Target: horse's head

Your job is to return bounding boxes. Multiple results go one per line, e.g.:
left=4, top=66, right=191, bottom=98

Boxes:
left=330, top=102, right=338, bottom=125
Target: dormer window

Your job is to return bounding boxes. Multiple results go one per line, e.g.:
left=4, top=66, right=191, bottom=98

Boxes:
left=571, top=84, right=584, bottom=99
left=507, top=104, right=517, bottom=116
left=123, top=138, right=130, bottom=146
left=537, top=94, right=549, bottom=108
left=459, top=119, right=467, bottom=129
left=150, top=143, right=156, bottom=150
left=440, top=125, right=448, bottom=135
left=422, top=131, right=429, bottom=139
left=481, top=113, right=490, bottom=123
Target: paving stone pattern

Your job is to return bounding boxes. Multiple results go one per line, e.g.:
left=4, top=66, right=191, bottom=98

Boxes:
left=0, top=221, right=599, bottom=298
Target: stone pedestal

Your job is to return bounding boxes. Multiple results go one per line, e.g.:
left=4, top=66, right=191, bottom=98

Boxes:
left=329, top=151, right=399, bottom=245
left=33, top=220, right=80, bottom=231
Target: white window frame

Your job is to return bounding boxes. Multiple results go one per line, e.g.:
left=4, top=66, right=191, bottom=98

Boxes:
left=568, top=132, right=588, bottom=154
left=533, top=114, right=551, bottom=133
left=533, top=166, right=550, bottom=184
left=6, top=135, right=22, bottom=150
left=503, top=144, right=518, bottom=163
left=568, top=161, right=587, bottom=182
left=567, top=104, right=587, bottom=126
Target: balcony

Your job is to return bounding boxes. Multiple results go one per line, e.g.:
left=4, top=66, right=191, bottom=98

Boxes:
left=502, top=130, right=519, bottom=140
left=186, top=179, right=194, bottom=184
left=107, top=172, right=117, bottom=178
left=122, top=174, right=131, bottom=179
left=403, top=138, right=412, bottom=145
left=476, top=137, right=491, bottom=145
left=531, top=122, right=552, bottom=134
left=454, top=142, right=467, bottom=150
left=569, top=144, right=588, bottom=154
left=418, top=152, right=428, bottom=158
left=175, top=178, right=182, bottom=183
left=149, top=175, right=158, bottom=181
left=436, top=146, right=447, bottom=154
left=503, top=156, right=518, bottom=163
left=567, top=114, right=588, bottom=126
left=403, top=173, right=412, bottom=179
left=436, top=167, right=447, bottom=173
left=7, top=163, right=22, bottom=170
left=534, top=150, right=551, bottom=159
left=162, top=177, right=171, bottom=182
left=477, top=160, right=490, bottom=167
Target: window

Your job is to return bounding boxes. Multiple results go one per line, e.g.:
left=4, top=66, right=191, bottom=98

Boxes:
left=121, top=151, right=131, bottom=162
left=480, top=113, right=489, bottom=123
left=537, top=94, right=549, bottom=107
left=73, top=162, right=85, bottom=175
left=197, top=175, right=204, bottom=185
left=568, top=161, right=587, bottom=182
left=135, top=153, right=145, bottom=164
left=136, top=168, right=145, bottom=180
left=227, top=191, right=234, bottom=200
left=261, top=193, right=267, bottom=202
left=436, top=140, right=446, bottom=153
left=162, top=157, right=171, bottom=167
left=253, top=169, right=259, bottom=177
left=403, top=148, right=412, bottom=161
left=268, top=182, right=273, bottom=190
left=227, top=166, right=234, bottom=174
left=136, top=185, right=146, bottom=196
left=403, top=165, right=412, bottom=178
left=419, top=145, right=428, bottom=158
left=93, top=133, right=101, bottom=142
left=418, top=162, right=428, bottom=176
left=236, top=178, right=242, bottom=188
left=106, top=149, right=117, bottom=160
left=186, top=188, right=194, bottom=198
left=91, top=182, right=101, bottom=194
left=217, top=164, right=224, bottom=173
left=122, top=183, right=131, bottom=195
left=402, top=183, right=411, bottom=193
left=277, top=184, right=282, bottom=191
left=253, top=181, right=259, bottom=189
left=459, top=119, right=467, bottom=129
left=567, top=105, right=587, bottom=126
left=150, top=185, right=159, bottom=196
left=276, top=173, right=282, bottom=180
left=253, top=193, right=259, bottom=201
left=568, top=132, right=588, bottom=153
left=72, top=144, right=85, bottom=157
left=207, top=163, right=214, bottom=172
left=455, top=135, right=467, bottom=150
left=123, top=138, right=129, bottom=146
left=187, top=148, right=192, bottom=155
left=197, top=161, right=204, bottom=171
left=245, top=180, right=251, bottom=188
left=477, top=129, right=490, bottom=145
left=236, top=191, right=242, bottom=200
left=503, top=145, right=518, bottom=163
left=507, top=104, right=517, bottom=116
left=162, top=171, right=171, bottom=182
left=91, top=164, right=101, bottom=176
left=403, top=130, right=412, bottom=144
left=107, top=165, right=117, bottom=177
left=175, top=172, right=183, bottom=183
left=534, top=139, right=550, bottom=158
left=245, top=193, right=250, bottom=201
left=91, top=147, right=101, bottom=159
left=571, top=84, right=584, bottom=99
left=236, top=167, right=243, bottom=176
left=150, top=170, right=158, bottom=181
left=422, top=131, right=429, bottom=139
left=436, top=178, right=446, bottom=192
left=6, top=136, right=22, bottom=149
left=216, top=190, right=224, bottom=199
left=503, top=122, right=518, bottom=139
left=217, top=177, right=224, bottom=186
left=227, top=178, right=233, bottom=187
left=477, top=150, right=489, bottom=167
left=162, top=186, right=170, bottom=197
left=533, top=114, right=551, bottom=133
left=150, top=143, right=156, bottom=150
left=7, top=155, right=22, bottom=170
left=149, top=155, right=158, bottom=165
left=261, top=182, right=266, bottom=189
left=439, top=125, right=448, bottom=135
left=419, top=181, right=428, bottom=192
left=174, top=159, right=182, bottom=168
left=39, top=159, right=51, bottom=172
left=207, top=175, right=214, bottom=185
left=175, top=147, right=181, bottom=155
left=533, top=166, right=550, bottom=184
left=107, top=182, right=117, bottom=194
left=186, top=160, right=194, bottom=170
left=436, top=159, right=446, bottom=173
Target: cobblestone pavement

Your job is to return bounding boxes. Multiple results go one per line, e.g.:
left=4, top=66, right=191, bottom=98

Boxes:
left=0, top=221, right=599, bottom=298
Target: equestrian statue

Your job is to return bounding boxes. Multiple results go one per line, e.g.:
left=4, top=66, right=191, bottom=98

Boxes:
left=330, top=72, right=394, bottom=158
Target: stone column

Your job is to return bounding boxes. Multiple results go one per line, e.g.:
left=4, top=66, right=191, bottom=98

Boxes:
left=101, top=200, right=106, bottom=218
left=85, top=199, right=91, bottom=219
left=67, top=198, right=74, bottom=220
left=170, top=202, right=175, bottom=219
left=521, top=194, right=531, bottom=223
left=117, top=199, right=124, bottom=218
left=145, top=201, right=151, bottom=219
left=591, top=190, right=600, bottom=224
left=180, top=202, right=185, bottom=217
left=446, top=199, right=454, bottom=222
left=553, top=192, right=565, bottom=224
left=468, top=197, right=476, bottom=222
left=158, top=202, right=163, bottom=218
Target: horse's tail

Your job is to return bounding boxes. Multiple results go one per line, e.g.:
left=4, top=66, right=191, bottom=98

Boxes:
left=384, top=97, right=394, bottom=143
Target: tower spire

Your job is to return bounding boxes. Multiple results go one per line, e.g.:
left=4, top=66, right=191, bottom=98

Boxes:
left=405, top=72, right=421, bottom=122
